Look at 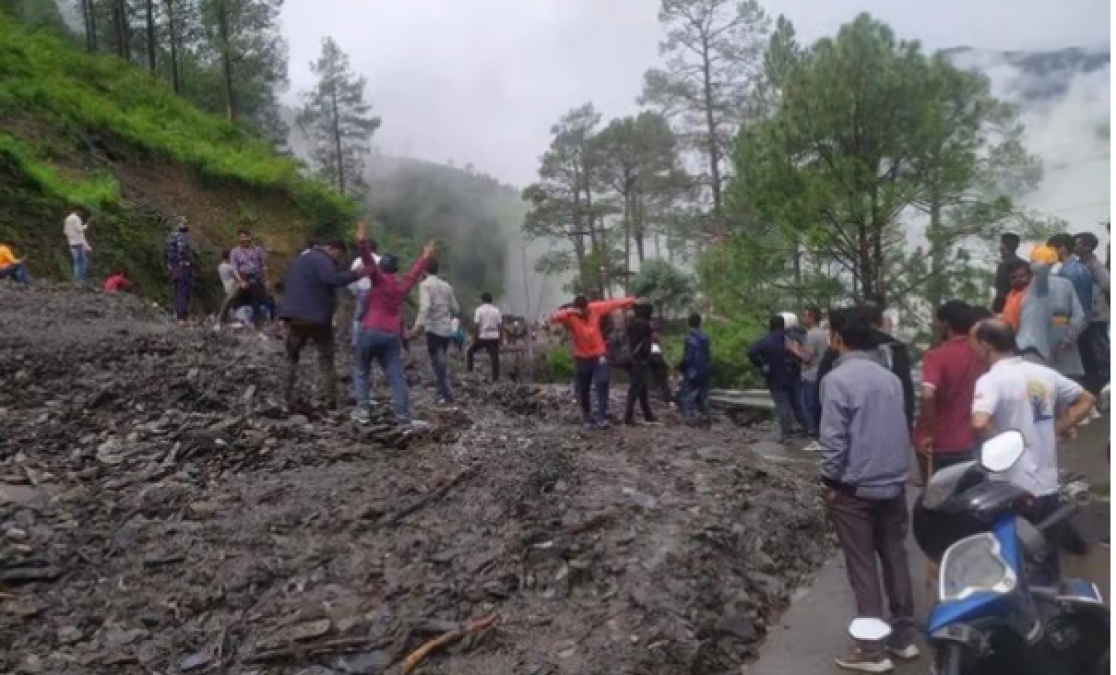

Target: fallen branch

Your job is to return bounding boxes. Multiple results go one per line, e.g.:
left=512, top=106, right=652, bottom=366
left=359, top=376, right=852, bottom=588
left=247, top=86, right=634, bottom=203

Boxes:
left=245, top=636, right=392, bottom=664
left=376, top=468, right=477, bottom=528
left=402, top=613, right=500, bottom=674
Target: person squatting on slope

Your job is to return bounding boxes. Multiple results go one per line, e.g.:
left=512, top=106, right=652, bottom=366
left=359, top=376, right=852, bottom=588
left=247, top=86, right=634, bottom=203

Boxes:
left=219, top=229, right=269, bottom=329
left=165, top=217, right=194, bottom=326
left=0, top=243, right=30, bottom=285
left=278, top=237, right=369, bottom=411
left=550, top=294, right=637, bottom=429
left=352, top=221, right=436, bottom=427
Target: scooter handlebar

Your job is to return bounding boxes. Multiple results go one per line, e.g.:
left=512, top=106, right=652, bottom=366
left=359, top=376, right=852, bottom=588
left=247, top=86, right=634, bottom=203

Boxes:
left=1035, top=502, right=1078, bottom=535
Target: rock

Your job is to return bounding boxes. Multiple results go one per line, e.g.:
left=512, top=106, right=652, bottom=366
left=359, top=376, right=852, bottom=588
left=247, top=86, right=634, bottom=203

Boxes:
left=57, top=626, right=82, bottom=644
left=334, top=650, right=393, bottom=674
left=0, top=484, right=46, bottom=509
left=178, top=652, right=210, bottom=671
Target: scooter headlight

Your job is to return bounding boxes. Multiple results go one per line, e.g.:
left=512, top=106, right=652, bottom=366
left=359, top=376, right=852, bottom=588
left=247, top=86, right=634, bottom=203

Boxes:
left=939, top=533, right=1017, bottom=602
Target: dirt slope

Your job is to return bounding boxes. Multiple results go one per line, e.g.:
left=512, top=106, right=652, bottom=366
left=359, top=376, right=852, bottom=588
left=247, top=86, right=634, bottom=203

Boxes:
left=0, top=285, right=833, bottom=674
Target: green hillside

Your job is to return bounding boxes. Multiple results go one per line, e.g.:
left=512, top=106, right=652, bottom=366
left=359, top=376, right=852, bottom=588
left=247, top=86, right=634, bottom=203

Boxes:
left=0, top=14, right=354, bottom=305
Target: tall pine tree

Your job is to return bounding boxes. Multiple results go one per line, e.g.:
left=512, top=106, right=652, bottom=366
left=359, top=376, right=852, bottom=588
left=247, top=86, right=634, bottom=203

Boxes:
left=297, top=37, right=380, bottom=197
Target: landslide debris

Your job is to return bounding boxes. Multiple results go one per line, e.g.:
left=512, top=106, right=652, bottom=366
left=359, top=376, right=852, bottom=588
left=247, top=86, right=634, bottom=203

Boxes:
left=0, top=285, right=833, bottom=674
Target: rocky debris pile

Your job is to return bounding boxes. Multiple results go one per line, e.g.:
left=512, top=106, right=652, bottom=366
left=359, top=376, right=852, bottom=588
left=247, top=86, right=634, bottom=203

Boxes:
left=0, top=285, right=833, bottom=674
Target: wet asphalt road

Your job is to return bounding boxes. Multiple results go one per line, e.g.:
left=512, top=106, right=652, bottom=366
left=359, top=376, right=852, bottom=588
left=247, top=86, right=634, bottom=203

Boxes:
left=750, top=415, right=1111, bottom=675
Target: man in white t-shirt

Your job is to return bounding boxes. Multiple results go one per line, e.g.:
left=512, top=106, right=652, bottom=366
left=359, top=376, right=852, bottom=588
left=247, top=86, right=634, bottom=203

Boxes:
left=468, top=292, right=502, bottom=381
left=349, top=243, right=381, bottom=401
left=63, top=207, right=92, bottom=283
left=969, top=317, right=1095, bottom=576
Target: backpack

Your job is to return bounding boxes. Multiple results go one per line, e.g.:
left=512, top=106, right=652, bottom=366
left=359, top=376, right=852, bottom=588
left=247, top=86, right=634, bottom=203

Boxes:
left=607, top=327, right=632, bottom=367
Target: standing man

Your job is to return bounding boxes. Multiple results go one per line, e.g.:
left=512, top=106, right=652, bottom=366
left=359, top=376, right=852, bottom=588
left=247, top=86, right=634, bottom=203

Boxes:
left=278, top=238, right=365, bottom=411
left=992, top=231, right=1022, bottom=313
left=550, top=294, right=637, bottom=430
left=797, top=306, right=829, bottom=438
left=818, top=307, right=919, bottom=671
left=1045, top=235, right=1090, bottom=382
left=747, top=314, right=803, bottom=442
left=352, top=222, right=435, bottom=427
left=63, top=206, right=92, bottom=283
left=165, top=217, right=193, bottom=327
left=348, top=240, right=381, bottom=402
left=912, top=301, right=985, bottom=482
left=412, top=258, right=459, bottom=405
left=1074, top=231, right=1110, bottom=402
left=623, top=302, right=657, bottom=426
left=220, top=229, right=269, bottom=329
left=677, top=312, right=712, bottom=427
left=969, top=318, right=1096, bottom=580
left=468, top=292, right=502, bottom=381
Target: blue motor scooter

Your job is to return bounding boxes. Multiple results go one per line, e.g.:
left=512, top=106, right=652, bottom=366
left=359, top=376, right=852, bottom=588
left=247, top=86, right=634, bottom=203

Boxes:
left=913, top=430, right=1109, bottom=675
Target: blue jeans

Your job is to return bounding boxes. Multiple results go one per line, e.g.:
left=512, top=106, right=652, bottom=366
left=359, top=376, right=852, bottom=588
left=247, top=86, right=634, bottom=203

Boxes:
left=356, top=329, right=410, bottom=420
left=679, top=378, right=710, bottom=422
left=351, top=292, right=371, bottom=400
left=574, top=357, right=610, bottom=424
left=425, top=332, right=454, bottom=402
left=770, top=386, right=795, bottom=439
left=0, top=262, right=29, bottom=285
left=70, top=245, right=88, bottom=282
left=799, top=378, right=819, bottom=436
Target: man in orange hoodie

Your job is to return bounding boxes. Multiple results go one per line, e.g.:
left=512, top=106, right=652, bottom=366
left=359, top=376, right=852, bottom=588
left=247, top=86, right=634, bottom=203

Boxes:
left=551, top=294, right=638, bottom=429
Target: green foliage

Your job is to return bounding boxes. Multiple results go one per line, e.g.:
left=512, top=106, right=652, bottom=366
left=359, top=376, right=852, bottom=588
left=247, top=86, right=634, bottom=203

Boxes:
left=629, top=259, right=694, bottom=317
left=535, top=345, right=575, bottom=382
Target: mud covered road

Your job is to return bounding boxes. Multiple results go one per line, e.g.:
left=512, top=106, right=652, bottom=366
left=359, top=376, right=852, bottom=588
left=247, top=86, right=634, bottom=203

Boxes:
left=0, top=286, right=833, bottom=674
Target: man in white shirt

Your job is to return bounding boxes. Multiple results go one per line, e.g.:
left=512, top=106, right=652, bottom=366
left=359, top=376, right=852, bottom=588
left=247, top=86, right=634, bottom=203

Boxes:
left=468, top=293, right=502, bottom=381
left=412, top=258, right=460, bottom=404
left=63, top=207, right=92, bottom=283
left=349, top=243, right=381, bottom=402
left=969, top=317, right=1095, bottom=578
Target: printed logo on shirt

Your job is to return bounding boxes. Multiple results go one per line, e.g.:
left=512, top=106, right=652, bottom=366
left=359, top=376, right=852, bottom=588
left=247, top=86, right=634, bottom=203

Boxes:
left=1026, top=380, right=1053, bottom=422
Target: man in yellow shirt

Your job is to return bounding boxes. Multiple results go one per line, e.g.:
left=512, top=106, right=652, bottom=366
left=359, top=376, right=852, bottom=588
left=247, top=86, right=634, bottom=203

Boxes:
left=0, top=243, right=30, bottom=285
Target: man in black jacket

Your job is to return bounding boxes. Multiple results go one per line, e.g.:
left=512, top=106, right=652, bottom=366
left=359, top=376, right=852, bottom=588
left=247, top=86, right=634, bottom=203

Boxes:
left=815, top=304, right=915, bottom=433
left=992, top=232, right=1022, bottom=313
left=624, top=303, right=657, bottom=425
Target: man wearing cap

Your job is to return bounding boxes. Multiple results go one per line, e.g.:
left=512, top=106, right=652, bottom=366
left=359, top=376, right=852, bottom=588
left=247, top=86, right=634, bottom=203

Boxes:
left=165, top=218, right=194, bottom=326
left=1010, top=245, right=1085, bottom=367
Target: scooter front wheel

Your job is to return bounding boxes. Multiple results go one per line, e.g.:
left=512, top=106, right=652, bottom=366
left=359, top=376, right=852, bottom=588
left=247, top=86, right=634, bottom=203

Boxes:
left=932, top=642, right=963, bottom=675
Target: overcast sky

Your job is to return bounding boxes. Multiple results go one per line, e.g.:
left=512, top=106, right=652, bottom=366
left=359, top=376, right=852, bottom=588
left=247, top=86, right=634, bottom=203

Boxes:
left=281, top=0, right=1110, bottom=186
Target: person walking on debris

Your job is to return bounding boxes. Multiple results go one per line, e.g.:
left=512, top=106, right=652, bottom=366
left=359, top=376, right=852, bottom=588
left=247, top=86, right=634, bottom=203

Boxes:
left=411, top=258, right=459, bottom=405
left=450, top=316, right=465, bottom=354
left=219, top=229, right=269, bottom=329
left=0, top=243, right=30, bottom=285
left=623, top=302, right=658, bottom=426
left=1071, top=231, right=1110, bottom=404
left=969, top=318, right=1096, bottom=582
left=795, top=307, right=829, bottom=438
left=165, top=217, right=194, bottom=327
left=63, top=206, right=92, bottom=283
left=677, top=312, right=711, bottom=427
left=992, top=231, right=1022, bottom=313
left=279, top=237, right=367, bottom=411
left=348, top=241, right=381, bottom=402
left=747, top=314, right=804, bottom=442
left=818, top=306, right=920, bottom=672
left=911, top=301, right=984, bottom=483
left=550, top=294, right=637, bottom=429
left=468, top=292, right=502, bottom=381
left=352, top=221, right=435, bottom=427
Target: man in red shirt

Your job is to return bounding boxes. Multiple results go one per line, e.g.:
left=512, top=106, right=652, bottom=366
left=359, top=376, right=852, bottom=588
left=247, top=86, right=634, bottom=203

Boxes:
left=913, top=300, right=985, bottom=482
left=551, top=294, right=637, bottom=429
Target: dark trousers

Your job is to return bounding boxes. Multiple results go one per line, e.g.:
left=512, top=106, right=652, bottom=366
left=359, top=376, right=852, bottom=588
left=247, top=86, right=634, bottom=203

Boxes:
left=1078, top=322, right=1109, bottom=397
left=827, top=489, right=916, bottom=626
left=649, top=359, right=673, bottom=403
left=0, top=262, right=29, bottom=285
left=1025, top=495, right=1064, bottom=584
left=171, top=266, right=193, bottom=321
left=771, top=383, right=806, bottom=439
left=425, top=332, right=454, bottom=402
left=624, top=362, right=655, bottom=423
left=219, top=280, right=267, bottom=326
left=466, top=338, right=500, bottom=381
left=575, top=357, right=610, bottom=424
left=679, top=378, right=710, bottom=423
left=285, top=321, right=337, bottom=408
left=799, top=378, right=819, bottom=436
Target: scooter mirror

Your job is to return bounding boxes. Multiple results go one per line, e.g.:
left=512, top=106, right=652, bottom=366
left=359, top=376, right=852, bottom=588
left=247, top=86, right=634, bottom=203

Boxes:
left=847, top=618, right=892, bottom=642
left=979, top=429, right=1025, bottom=473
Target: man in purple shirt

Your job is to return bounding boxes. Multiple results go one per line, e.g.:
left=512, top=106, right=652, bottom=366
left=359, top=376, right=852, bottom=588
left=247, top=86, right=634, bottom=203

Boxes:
left=219, top=229, right=269, bottom=328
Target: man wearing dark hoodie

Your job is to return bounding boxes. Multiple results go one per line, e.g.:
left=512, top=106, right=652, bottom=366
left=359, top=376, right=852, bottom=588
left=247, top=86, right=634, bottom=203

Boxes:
left=279, top=237, right=370, bottom=411
left=814, top=303, right=915, bottom=434
left=747, top=314, right=801, bottom=441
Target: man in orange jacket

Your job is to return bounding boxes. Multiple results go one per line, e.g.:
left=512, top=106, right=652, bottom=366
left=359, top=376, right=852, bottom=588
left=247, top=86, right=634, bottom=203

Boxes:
left=551, top=294, right=638, bottom=429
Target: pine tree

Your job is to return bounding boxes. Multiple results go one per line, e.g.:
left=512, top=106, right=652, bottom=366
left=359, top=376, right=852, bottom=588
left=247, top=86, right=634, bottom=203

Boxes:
left=297, top=37, right=380, bottom=197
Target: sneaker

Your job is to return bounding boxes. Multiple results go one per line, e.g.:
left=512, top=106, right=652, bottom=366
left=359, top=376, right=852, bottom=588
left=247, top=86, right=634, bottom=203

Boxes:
left=804, top=441, right=823, bottom=453
left=835, top=645, right=894, bottom=673
left=350, top=407, right=371, bottom=424
left=887, top=635, right=920, bottom=661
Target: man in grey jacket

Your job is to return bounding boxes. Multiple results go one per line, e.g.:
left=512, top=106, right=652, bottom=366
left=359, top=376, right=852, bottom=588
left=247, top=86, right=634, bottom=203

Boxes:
left=818, top=306, right=918, bottom=672
left=411, top=258, right=460, bottom=404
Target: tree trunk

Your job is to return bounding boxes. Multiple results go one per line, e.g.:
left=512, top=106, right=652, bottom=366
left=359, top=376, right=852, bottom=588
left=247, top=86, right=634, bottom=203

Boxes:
left=622, top=190, right=632, bottom=289
left=112, top=0, right=130, bottom=60
left=330, top=86, right=345, bottom=195
left=700, top=40, right=722, bottom=224
left=216, top=0, right=236, bottom=123
left=165, top=0, right=180, bottom=93
left=80, top=0, right=96, bottom=51
left=144, top=0, right=156, bottom=72
left=926, top=197, right=946, bottom=315
left=633, top=192, right=646, bottom=263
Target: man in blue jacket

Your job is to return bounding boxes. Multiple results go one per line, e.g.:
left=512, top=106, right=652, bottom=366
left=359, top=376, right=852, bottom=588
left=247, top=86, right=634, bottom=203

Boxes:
left=279, top=238, right=370, bottom=411
left=677, top=312, right=712, bottom=427
left=748, top=314, right=806, bottom=442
